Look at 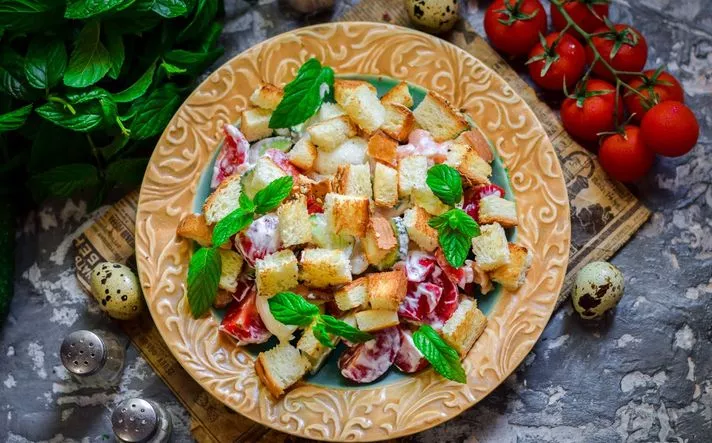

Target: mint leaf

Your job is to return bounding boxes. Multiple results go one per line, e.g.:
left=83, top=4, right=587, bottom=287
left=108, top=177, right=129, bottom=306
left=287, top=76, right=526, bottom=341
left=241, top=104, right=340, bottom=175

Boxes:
left=112, top=63, right=156, bottom=103
left=66, top=87, right=111, bottom=104
left=64, top=22, right=111, bottom=88
left=187, top=247, right=222, bottom=317
left=0, top=104, right=33, bottom=133
left=268, top=292, right=320, bottom=326
left=239, top=193, right=255, bottom=213
left=253, top=176, right=294, bottom=214
left=0, top=0, right=63, bottom=33
left=65, top=0, right=132, bottom=19
left=151, top=0, right=189, bottom=18
left=178, top=0, right=219, bottom=42
left=429, top=209, right=479, bottom=267
left=312, top=320, right=335, bottom=349
left=321, top=315, right=373, bottom=343
left=160, top=62, right=187, bottom=76
left=426, top=164, right=463, bottom=206
left=0, top=47, right=38, bottom=100
left=105, top=29, right=125, bottom=80
left=32, top=163, right=100, bottom=198
left=35, top=101, right=103, bottom=132
left=106, top=158, right=149, bottom=186
left=163, top=48, right=223, bottom=76
left=211, top=208, right=254, bottom=246
left=128, top=83, right=181, bottom=139
left=413, top=324, right=466, bottom=383
left=24, top=37, right=67, bottom=89
left=269, top=58, right=334, bottom=129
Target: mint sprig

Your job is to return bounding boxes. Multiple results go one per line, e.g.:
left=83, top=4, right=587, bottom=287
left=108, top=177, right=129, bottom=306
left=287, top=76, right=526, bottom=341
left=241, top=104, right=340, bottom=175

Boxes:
left=186, top=247, right=222, bottom=317
left=426, top=164, right=463, bottom=206
left=428, top=208, right=480, bottom=268
left=413, top=324, right=466, bottom=383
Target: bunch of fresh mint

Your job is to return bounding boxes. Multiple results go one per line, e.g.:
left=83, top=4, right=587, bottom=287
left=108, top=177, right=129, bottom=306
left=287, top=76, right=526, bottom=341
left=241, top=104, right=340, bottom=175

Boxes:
left=0, top=0, right=224, bottom=207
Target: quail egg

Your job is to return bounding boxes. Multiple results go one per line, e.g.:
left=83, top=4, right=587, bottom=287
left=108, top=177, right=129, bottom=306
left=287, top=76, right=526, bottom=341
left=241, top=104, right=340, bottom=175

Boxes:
left=90, top=262, right=143, bottom=320
left=572, top=261, right=624, bottom=320
left=405, top=0, right=459, bottom=34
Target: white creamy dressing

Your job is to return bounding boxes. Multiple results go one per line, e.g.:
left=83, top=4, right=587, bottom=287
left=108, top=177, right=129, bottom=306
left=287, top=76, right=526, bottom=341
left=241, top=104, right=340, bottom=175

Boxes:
left=396, top=129, right=449, bottom=163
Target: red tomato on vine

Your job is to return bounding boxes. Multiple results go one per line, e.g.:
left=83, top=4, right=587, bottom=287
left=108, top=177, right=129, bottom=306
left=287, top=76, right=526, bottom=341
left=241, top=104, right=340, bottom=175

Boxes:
left=598, top=125, right=654, bottom=182
left=640, top=101, right=699, bottom=157
left=561, top=78, right=623, bottom=142
left=551, top=0, right=610, bottom=37
left=527, top=32, right=586, bottom=91
left=624, top=68, right=685, bottom=122
left=484, top=0, right=548, bottom=57
left=587, top=24, right=648, bottom=82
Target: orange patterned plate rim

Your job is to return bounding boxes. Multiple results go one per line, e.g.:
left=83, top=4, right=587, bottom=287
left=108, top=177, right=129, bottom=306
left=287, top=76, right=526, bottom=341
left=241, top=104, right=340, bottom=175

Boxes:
left=135, top=22, right=571, bottom=441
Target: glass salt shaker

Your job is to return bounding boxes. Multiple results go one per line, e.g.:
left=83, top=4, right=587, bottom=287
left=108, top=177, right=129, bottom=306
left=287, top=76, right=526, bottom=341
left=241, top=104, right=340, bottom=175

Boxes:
left=112, top=398, right=173, bottom=443
left=60, top=330, right=125, bottom=386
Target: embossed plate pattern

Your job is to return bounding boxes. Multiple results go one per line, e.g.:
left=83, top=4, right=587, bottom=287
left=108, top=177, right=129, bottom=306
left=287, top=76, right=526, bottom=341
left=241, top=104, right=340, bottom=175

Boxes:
left=135, top=22, right=571, bottom=441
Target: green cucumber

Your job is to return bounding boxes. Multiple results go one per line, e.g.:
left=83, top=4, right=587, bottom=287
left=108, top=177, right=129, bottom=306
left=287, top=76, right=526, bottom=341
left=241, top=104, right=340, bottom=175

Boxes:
left=309, top=214, right=353, bottom=249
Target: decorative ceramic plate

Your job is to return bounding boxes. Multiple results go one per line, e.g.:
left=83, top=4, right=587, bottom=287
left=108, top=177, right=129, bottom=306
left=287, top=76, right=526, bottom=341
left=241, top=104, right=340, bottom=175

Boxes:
left=135, top=22, right=570, bottom=441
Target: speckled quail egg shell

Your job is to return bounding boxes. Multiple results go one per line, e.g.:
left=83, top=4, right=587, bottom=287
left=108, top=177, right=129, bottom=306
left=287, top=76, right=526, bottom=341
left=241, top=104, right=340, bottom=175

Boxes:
left=405, top=0, right=459, bottom=34
left=90, top=262, right=143, bottom=320
left=572, top=262, right=624, bottom=320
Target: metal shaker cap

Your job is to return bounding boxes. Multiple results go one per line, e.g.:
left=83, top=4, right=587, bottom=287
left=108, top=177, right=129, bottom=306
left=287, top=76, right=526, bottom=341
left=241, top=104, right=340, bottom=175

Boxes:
left=60, top=330, right=106, bottom=375
left=112, top=398, right=158, bottom=442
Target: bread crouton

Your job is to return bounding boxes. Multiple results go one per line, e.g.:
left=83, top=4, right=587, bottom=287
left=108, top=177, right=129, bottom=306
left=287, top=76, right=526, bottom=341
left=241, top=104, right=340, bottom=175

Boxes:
left=297, top=321, right=336, bottom=373
left=242, top=157, right=287, bottom=199
left=295, top=175, right=332, bottom=212
left=287, top=136, right=317, bottom=171
left=403, top=207, right=439, bottom=252
left=240, top=108, right=273, bottom=142
left=299, top=248, right=352, bottom=288
left=318, top=102, right=346, bottom=121
left=373, top=163, right=399, bottom=208
left=213, top=289, right=234, bottom=309
left=355, top=309, right=399, bottom=332
left=324, top=193, right=370, bottom=237
left=381, top=102, right=415, bottom=142
left=250, top=82, right=284, bottom=110
left=413, top=91, right=469, bottom=142
left=478, top=195, right=518, bottom=228
left=441, top=298, right=487, bottom=357
left=255, top=343, right=310, bottom=398
left=203, top=173, right=243, bottom=224
left=218, top=250, right=244, bottom=292
left=367, top=130, right=398, bottom=167
left=334, top=277, right=369, bottom=311
left=490, top=243, right=532, bottom=291
left=412, top=186, right=450, bottom=216
left=334, top=80, right=385, bottom=134
left=314, top=137, right=367, bottom=175
left=445, top=143, right=492, bottom=186
left=455, top=129, right=493, bottom=163
left=380, top=81, right=413, bottom=108
left=255, top=250, right=299, bottom=297
left=277, top=195, right=312, bottom=247
left=470, top=223, right=510, bottom=271
left=335, top=163, right=372, bottom=198
left=398, top=155, right=428, bottom=197
left=362, top=215, right=398, bottom=265
left=368, top=269, right=407, bottom=310
left=177, top=213, right=215, bottom=247
left=307, top=115, right=357, bottom=152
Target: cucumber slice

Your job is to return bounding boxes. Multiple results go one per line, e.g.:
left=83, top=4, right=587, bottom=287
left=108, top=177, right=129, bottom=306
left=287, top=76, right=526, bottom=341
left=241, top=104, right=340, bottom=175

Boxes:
left=247, top=136, right=293, bottom=164
left=374, top=219, right=403, bottom=271
left=309, top=214, right=353, bottom=249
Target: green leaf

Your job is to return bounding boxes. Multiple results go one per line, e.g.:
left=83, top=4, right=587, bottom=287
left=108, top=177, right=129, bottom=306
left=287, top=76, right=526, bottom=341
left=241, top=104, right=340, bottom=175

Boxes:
left=65, top=0, right=134, bottom=19
left=211, top=208, right=254, bottom=247
left=179, top=0, right=219, bottom=42
left=429, top=209, right=479, bottom=268
left=413, top=324, right=466, bottom=383
left=0, top=0, right=63, bottom=33
left=163, top=48, right=223, bottom=76
left=160, top=61, right=187, bottom=76
left=35, top=101, right=103, bottom=132
left=127, top=83, right=181, bottom=139
left=106, top=157, right=148, bottom=186
left=312, top=321, right=335, bottom=349
left=187, top=247, right=222, bottom=317
left=24, top=37, right=67, bottom=89
left=64, top=22, right=112, bottom=88
left=269, top=58, right=334, bottom=129
left=267, top=292, right=320, bottom=326
left=112, top=63, right=156, bottom=103
left=253, top=176, right=294, bottom=214
left=105, top=29, right=125, bottom=80
left=32, top=163, right=100, bottom=198
left=239, top=193, right=255, bottom=213
left=151, top=0, right=189, bottom=17
left=0, top=104, right=32, bottom=132
left=66, top=87, right=111, bottom=104
left=0, top=48, right=37, bottom=100
left=321, top=315, right=373, bottom=343
left=426, top=164, right=463, bottom=206
left=198, top=22, right=224, bottom=52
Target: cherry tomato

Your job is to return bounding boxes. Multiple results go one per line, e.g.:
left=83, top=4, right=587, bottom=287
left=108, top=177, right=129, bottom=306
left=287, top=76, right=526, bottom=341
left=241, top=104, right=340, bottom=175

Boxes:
left=598, top=125, right=654, bottom=182
left=484, top=0, right=547, bottom=57
left=551, top=0, right=609, bottom=37
left=624, top=69, right=685, bottom=122
left=561, top=79, right=623, bottom=142
left=640, top=101, right=699, bottom=157
left=587, top=24, right=647, bottom=82
left=527, top=32, right=586, bottom=91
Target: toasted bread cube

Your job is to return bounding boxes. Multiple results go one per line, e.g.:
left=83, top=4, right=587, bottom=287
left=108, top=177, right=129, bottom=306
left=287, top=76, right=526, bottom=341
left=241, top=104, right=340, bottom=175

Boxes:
left=380, top=81, right=413, bottom=108
left=334, top=80, right=385, bottom=134
left=203, top=173, right=243, bottom=224
left=307, top=115, right=357, bottom=152
left=255, top=250, right=299, bottom=296
left=288, top=136, right=317, bottom=171
left=250, top=82, right=284, bottom=110
left=373, top=163, right=399, bottom=208
left=242, top=157, right=287, bottom=199
left=334, top=277, right=369, bottom=311
left=412, top=186, right=449, bottom=216
left=277, top=195, right=312, bottom=247
left=255, top=343, right=310, bottom=398
left=367, top=130, right=398, bottom=167
left=403, top=207, right=438, bottom=252
left=240, top=108, right=273, bottom=142
left=470, top=223, right=510, bottom=271
left=177, top=213, right=214, bottom=247
left=478, top=195, right=518, bottom=228
left=472, top=260, right=494, bottom=294
left=490, top=243, right=532, bottom=291
left=398, top=155, right=428, bottom=197
left=442, top=298, right=487, bottom=357
left=296, top=175, right=332, bottom=212
left=299, top=248, right=352, bottom=288
left=335, top=163, right=372, bottom=198
left=324, top=193, right=370, bottom=237
left=445, top=143, right=492, bottom=186
left=413, top=91, right=469, bottom=142
left=314, top=137, right=367, bottom=175
left=213, top=289, right=234, bottom=309
left=368, top=269, right=407, bottom=310
left=362, top=215, right=398, bottom=265
left=318, top=102, right=346, bottom=121
left=355, top=309, right=399, bottom=332
left=297, top=321, right=337, bottom=373
left=218, top=250, right=244, bottom=292
left=455, top=129, right=493, bottom=163
left=382, top=102, right=415, bottom=142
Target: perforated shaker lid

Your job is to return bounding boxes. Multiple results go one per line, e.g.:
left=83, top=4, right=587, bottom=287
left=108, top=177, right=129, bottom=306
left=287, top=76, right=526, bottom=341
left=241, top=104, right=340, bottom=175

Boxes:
left=112, top=398, right=158, bottom=442
left=60, top=330, right=106, bottom=375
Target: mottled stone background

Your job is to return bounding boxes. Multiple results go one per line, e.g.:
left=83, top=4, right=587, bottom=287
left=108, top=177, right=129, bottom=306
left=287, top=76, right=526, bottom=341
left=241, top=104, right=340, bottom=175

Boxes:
left=1, top=0, right=710, bottom=442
